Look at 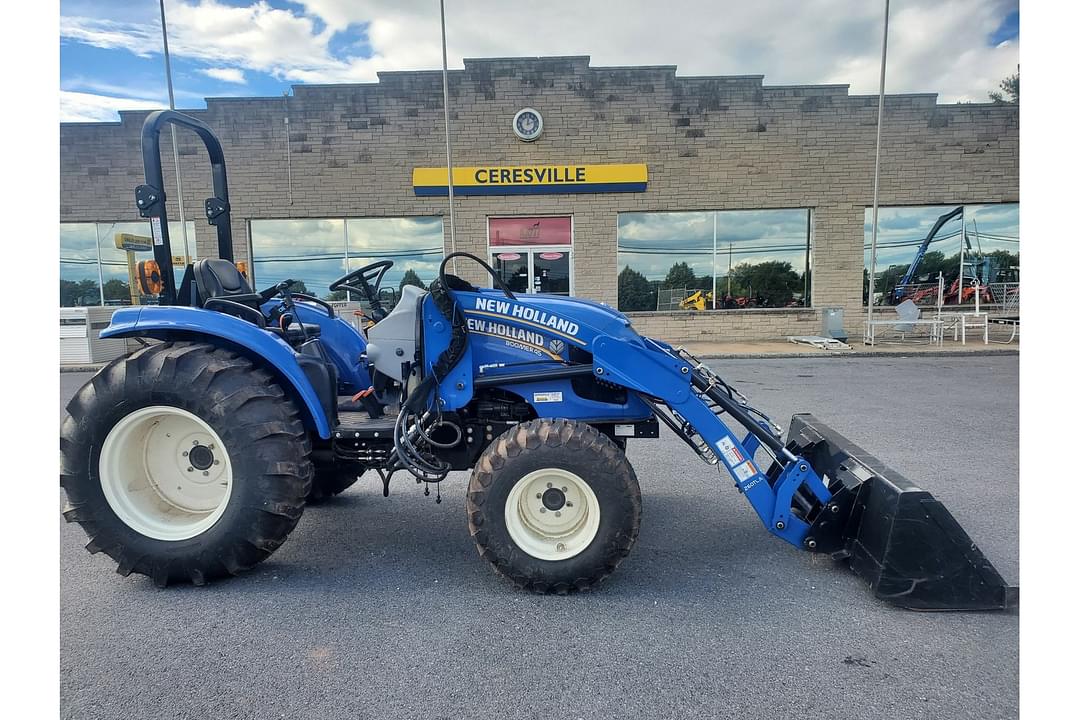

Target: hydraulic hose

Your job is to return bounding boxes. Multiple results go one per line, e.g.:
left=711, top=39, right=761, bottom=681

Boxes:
left=691, top=371, right=791, bottom=459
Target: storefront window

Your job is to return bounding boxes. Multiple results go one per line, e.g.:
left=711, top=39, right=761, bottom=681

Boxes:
left=250, top=217, right=443, bottom=301
left=60, top=224, right=102, bottom=307
left=250, top=219, right=347, bottom=300
left=346, top=217, right=444, bottom=302
left=60, top=221, right=195, bottom=307
left=864, top=203, right=1019, bottom=306
left=616, top=209, right=812, bottom=311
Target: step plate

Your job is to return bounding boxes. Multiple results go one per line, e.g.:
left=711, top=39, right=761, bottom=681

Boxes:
left=334, top=410, right=398, bottom=438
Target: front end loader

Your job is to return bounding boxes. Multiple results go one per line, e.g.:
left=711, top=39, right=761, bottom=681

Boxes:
left=60, top=111, right=1016, bottom=610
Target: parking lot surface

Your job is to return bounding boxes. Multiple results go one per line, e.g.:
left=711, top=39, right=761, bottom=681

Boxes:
left=60, top=355, right=1018, bottom=720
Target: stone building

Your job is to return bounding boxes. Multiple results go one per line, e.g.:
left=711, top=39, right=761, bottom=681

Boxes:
left=59, top=55, right=1019, bottom=341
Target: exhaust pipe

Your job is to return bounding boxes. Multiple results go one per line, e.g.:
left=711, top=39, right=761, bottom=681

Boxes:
left=786, top=414, right=1018, bottom=611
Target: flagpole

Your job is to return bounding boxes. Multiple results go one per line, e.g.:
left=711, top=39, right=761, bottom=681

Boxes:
left=159, top=0, right=191, bottom=266
left=440, top=0, right=458, bottom=274
left=867, top=0, right=890, bottom=341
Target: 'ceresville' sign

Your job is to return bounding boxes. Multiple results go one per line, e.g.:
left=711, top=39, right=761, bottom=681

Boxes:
left=412, top=164, right=647, bottom=196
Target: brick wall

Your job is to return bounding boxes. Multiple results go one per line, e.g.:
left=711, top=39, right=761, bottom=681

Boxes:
left=627, top=309, right=822, bottom=343
left=59, top=56, right=1018, bottom=341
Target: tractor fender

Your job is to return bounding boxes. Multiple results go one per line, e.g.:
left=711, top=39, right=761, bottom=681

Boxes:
left=100, top=306, right=333, bottom=439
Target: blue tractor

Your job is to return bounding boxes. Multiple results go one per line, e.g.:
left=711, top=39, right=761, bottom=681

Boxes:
left=61, top=112, right=1016, bottom=609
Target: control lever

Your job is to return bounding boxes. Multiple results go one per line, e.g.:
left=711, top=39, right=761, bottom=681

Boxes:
left=277, top=281, right=309, bottom=342
left=258, top=278, right=295, bottom=301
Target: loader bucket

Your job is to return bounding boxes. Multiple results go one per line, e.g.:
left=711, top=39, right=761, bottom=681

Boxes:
left=786, top=414, right=1018, bottom=611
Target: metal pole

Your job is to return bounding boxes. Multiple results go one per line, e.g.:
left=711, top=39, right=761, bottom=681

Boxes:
left=727, top=242, right=732, bottom=297
left=440, top=0, right=458, bottom=274
left=959, top=209, right=966, bottom=308
left=159, top=0, right=191, bottom=265
left=282, top=92, right=294, bottom=206
left=94, top=223, right=105, bottom=306
left=867, top=0, right=890, bottom=340
left=343, top=219, right=352, bottom=302
left=711, top=212, right=717, bottom=309
left=804, top=210, right=812, bottom=306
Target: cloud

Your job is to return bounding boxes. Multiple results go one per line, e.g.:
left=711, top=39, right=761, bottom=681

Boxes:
left=200, top=67, right=246, bottom=84
left=59, top=90, right=164, bottom=122
left=60, top=0, right=1020, bottom=103
left=59, top=15, right=160, bottom=58
left=61, top=2, right=345, bottom=80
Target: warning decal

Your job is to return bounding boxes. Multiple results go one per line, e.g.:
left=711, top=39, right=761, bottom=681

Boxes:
left=533, top=391, right=563, bottom=403
left=150, top=217, right=164, bottom=246
left=733, top=461, right=757, bottom=483
left=716, top=436, right=746, bottom=467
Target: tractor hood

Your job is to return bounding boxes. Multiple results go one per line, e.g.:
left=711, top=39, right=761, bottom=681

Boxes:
left=428, top=285, right=653, bottom=415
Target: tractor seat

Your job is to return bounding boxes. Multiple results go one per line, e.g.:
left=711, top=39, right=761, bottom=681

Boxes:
left=193, top=258, right=270, bottom=328
left=194, top=258, right=257, bottom=308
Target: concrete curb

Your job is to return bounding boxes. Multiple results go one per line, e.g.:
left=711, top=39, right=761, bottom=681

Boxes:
left=60, top=365, right=105, bottom=373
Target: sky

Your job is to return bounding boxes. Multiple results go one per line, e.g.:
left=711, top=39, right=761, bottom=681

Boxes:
left=59, top=0, right=1020, bottom=123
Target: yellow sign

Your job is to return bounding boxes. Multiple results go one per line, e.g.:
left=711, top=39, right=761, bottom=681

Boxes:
left=114, top=233, right=153, bottom=252
left=413, top=163, right=647, bottom=196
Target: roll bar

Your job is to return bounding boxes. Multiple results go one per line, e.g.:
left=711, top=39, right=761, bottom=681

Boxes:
left=134, top=110, right=233, bottom=305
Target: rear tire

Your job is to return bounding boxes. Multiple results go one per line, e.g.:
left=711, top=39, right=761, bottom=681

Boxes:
left=467, top=419, right=641, bottom=594
left=60, top=341, right=313, bottom=586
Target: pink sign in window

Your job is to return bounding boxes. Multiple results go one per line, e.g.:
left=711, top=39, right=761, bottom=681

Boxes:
left=489, top=217, right=572, bottom=246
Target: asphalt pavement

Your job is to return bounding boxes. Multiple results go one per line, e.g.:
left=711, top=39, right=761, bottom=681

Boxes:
left=60, top=355, right=1018, bottom=720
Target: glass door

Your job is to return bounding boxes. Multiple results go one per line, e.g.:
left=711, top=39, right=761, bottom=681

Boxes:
left=533, top=250, right=570, bottom=295
left=488, top=216, right=573, bottom=296
left=492, top=251, right=530, bottom=294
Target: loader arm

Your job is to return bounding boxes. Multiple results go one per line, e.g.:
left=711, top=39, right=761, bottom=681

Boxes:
left=591, top=334, right=1017, bottom=611
left=591, top=334, right=830, bottom=546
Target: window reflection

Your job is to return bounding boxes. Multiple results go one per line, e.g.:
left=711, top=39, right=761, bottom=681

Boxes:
left=864, top=203, right=1019, bottom=306
left=617, top=209, right=812, bottom=311
left=60, top=221, right=196, bottom=306
left=250, top=219, right=347, bottom=299
left=346, top=217, right=443, bottom=298
left=250, top=217, right=443, bottom=301
left=60, top=224, right=101, bottom=306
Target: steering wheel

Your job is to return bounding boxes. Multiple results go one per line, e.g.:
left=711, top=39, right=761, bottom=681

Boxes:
left=329, top=260, right=394, bottom=320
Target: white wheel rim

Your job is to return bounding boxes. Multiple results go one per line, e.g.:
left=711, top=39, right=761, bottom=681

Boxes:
left=504, top=468, right=600, bottom=561
left=99, top=406, right=234, bottom=541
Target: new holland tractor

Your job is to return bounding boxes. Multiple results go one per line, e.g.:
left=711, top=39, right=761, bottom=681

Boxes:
left=60, top=111, right=1017, bottom=609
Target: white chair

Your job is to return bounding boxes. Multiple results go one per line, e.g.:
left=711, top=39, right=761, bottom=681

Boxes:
left=864, top=299, right=943, bottom=346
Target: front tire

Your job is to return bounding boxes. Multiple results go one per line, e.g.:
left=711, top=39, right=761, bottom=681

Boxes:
left=60, top=341, right=313, bottom=586
left=467, top=419, right=642, bottom=594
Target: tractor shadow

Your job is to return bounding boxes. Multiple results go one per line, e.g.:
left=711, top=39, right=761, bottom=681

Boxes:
left=229, top=479, right=868, bottom=610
